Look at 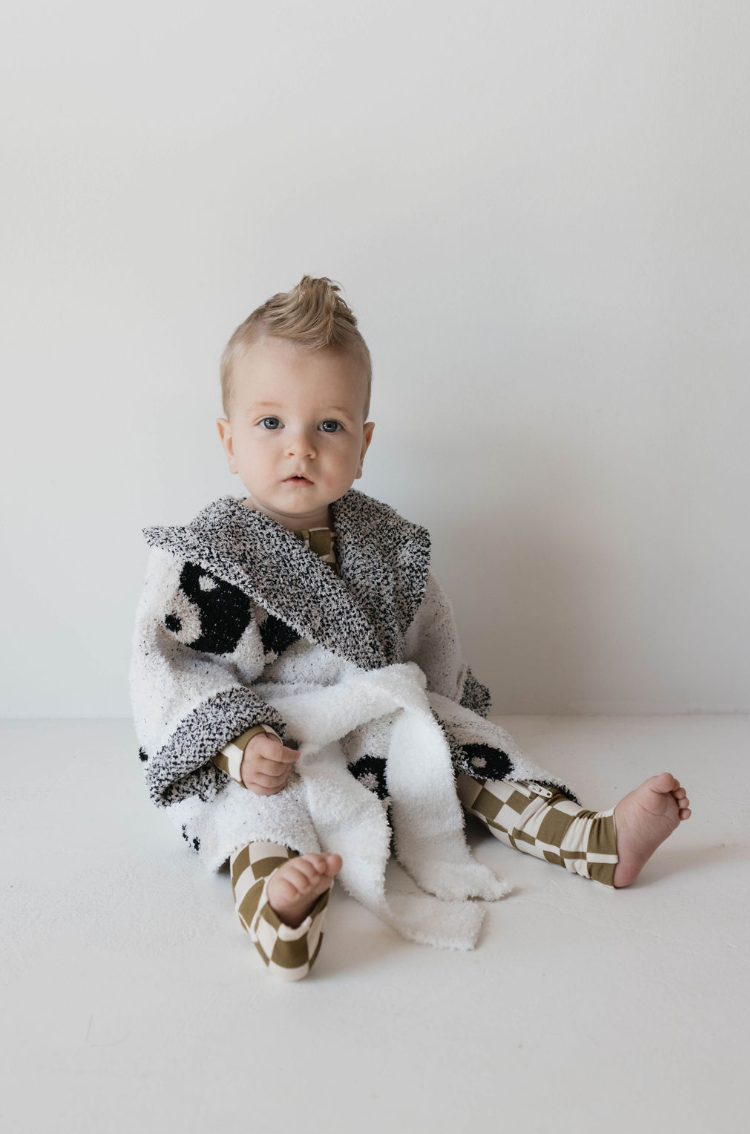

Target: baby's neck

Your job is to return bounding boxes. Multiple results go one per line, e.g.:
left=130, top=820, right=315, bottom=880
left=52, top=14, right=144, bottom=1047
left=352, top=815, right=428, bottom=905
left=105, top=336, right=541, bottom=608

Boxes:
left=242, top=498, right=333, bottom=531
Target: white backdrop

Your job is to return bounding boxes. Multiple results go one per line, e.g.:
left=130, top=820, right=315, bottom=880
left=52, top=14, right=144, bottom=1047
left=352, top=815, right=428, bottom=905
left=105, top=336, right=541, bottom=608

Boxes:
left=2, top=1, right=748, bottom=716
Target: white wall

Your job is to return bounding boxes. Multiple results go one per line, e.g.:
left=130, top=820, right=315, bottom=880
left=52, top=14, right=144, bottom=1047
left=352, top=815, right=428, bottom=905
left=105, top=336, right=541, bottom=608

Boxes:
left=2, top=0, right=748, bottom=716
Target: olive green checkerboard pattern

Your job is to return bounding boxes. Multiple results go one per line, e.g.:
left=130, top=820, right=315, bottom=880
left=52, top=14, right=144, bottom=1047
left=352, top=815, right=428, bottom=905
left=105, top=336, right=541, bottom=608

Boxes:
left=293, top=527, right=340, bottom=573
left=456, top=774, right=618, bottom=887
left=230, top=842, right=330, bottom=981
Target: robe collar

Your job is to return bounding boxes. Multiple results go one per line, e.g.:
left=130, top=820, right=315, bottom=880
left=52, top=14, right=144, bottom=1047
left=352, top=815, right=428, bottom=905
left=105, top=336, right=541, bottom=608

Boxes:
left=142, top=488, right=431, bottom=670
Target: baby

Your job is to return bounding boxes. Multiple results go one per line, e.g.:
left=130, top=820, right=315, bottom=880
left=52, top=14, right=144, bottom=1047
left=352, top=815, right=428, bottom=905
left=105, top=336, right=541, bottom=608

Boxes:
left=130, top=275, right=691, bottom=979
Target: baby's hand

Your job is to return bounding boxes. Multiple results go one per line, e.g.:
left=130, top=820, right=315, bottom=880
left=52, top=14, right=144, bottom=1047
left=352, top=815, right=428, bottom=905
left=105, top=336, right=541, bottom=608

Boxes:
left=241, top=732, right=299, bottom=795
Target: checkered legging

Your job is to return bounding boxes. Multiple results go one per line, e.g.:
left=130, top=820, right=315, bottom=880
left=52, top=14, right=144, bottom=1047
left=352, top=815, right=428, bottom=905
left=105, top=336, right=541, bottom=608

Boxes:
left=456, top=773, right=619, bottom=886
left=229, top=842, right=330, bottom=982
left=230, top=777, right=619, bottom=979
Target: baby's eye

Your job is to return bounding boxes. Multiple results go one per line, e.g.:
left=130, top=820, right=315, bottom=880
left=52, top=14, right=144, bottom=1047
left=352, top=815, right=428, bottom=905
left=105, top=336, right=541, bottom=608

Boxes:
left=319, top=420, right=342, bottom=433
left=260, top=417, right=281, bottom=430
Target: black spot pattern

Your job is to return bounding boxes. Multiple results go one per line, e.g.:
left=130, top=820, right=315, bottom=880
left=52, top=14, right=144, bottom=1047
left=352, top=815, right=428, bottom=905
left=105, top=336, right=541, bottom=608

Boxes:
left=434, top=713, right=515, bottom=786
left=138, top=747, right=149, bottom=762
left=170, top=561, right=252, bottom=654
left=142, top=489, right=431, bottom=671
left=458, top=742, right=512, bottom=781
left=257, top=610, right=301, bottom=658
left=446, top=734, right=580, bottom=804
left=348, top=754, right=390, bottom=800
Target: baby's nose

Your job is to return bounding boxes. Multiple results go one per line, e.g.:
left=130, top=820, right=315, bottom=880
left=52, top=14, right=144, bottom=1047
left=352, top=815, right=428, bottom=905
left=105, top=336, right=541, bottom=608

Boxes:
left=285, top=430, right=316, bottom=457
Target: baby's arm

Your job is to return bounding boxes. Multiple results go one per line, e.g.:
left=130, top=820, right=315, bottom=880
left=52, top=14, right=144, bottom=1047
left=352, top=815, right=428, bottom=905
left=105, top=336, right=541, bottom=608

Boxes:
left=402, top=569, right=525, bottom=784
left=403, top=569, right=491, bottom=715
left=130, top=546, right=287, bottom=809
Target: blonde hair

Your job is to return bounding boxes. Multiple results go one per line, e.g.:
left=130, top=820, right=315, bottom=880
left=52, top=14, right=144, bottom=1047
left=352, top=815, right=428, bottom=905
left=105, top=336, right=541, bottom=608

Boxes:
left=220, top=275, right=372, bottom=419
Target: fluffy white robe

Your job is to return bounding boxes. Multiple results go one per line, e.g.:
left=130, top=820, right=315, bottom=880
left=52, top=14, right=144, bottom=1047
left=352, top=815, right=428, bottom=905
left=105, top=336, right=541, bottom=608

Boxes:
left=129, top=490, right=579, bottom=949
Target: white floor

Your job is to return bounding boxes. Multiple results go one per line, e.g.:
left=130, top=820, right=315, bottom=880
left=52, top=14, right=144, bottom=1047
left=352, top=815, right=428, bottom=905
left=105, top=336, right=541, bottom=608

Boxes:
left=1, top=716, right=747, bottom=1134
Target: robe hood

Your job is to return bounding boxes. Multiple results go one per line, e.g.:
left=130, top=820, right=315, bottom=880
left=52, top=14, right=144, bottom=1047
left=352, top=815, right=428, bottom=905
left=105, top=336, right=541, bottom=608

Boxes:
left=141, top=489, right=431, bottom=671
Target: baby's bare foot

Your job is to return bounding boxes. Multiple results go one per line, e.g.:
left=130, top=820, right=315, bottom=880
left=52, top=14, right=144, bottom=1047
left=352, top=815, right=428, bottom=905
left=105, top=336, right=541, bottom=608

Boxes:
left=612, top=772, right=691, bottom=887
left=267, top=853, right=343, bottom=928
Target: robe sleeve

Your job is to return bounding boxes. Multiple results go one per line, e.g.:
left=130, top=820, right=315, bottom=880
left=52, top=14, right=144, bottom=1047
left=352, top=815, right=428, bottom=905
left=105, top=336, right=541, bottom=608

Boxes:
left=402, top=570, right=518, bottom=783
left=129, top=546, right=287, bottom=809
left=402, top=569, right=580, bottom=799
left=402, top=570, right=491, bottom=717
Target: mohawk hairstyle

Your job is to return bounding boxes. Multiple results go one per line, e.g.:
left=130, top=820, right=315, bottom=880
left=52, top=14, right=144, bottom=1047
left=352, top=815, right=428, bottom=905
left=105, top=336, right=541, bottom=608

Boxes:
left=220, top=275, right=372, bottom=419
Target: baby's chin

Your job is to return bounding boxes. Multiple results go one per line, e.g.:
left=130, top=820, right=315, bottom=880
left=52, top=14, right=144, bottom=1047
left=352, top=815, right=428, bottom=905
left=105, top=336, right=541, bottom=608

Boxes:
left=243, top=483, right=353, bottom=511
left=240, top=492, right=338, bottom=528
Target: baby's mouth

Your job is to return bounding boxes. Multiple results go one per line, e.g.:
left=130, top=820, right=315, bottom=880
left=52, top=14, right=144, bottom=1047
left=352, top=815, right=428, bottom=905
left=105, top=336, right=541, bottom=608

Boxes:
left=284, top=475, right=313, bottom=485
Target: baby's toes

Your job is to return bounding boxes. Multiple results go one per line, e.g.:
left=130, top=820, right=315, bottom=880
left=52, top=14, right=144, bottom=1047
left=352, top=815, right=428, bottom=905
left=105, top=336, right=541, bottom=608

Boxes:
left=323, top=853, right=343, bottom=877
left=271, top=871, right=306, bottom=905
left=669, top=781, right=691, bottom=818
left=657, top=772, right=678, bottom=792
left=304, top=853, right=333, bottom=878
left=286, top=860, right=321, bottom=895
left=266, top=855, right=334, bottom=929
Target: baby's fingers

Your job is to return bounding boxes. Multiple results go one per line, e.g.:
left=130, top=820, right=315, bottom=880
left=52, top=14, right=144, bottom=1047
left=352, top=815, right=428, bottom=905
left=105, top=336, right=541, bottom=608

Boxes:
left=254, top=755, right=294, bottom=777
left=246, top=735, right=298, bottom=763
left=250, top=769, right=290, bottom=789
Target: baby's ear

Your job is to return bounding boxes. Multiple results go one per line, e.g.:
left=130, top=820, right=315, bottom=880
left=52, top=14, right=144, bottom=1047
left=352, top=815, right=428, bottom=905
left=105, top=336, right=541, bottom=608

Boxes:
left=216, top=417, right=237, bottom=473
left=355, top=422, right=375, bottom=478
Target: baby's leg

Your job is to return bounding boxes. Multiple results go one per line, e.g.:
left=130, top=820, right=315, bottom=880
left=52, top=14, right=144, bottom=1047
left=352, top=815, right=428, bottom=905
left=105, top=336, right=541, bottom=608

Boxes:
left=457, top=773, right=690, bottom=888
left=229, top=842, right=339, bottom=980
left=457, top=775, right=621, bottom=886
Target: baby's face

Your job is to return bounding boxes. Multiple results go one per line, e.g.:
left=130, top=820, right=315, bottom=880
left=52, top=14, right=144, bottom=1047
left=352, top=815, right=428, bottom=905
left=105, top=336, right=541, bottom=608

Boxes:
left=217, top=336, right=374, bottom=530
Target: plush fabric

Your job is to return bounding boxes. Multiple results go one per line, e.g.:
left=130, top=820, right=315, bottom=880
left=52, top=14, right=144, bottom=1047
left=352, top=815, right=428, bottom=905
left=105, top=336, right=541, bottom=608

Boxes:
left=129, top=489, right=580, bottom=949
